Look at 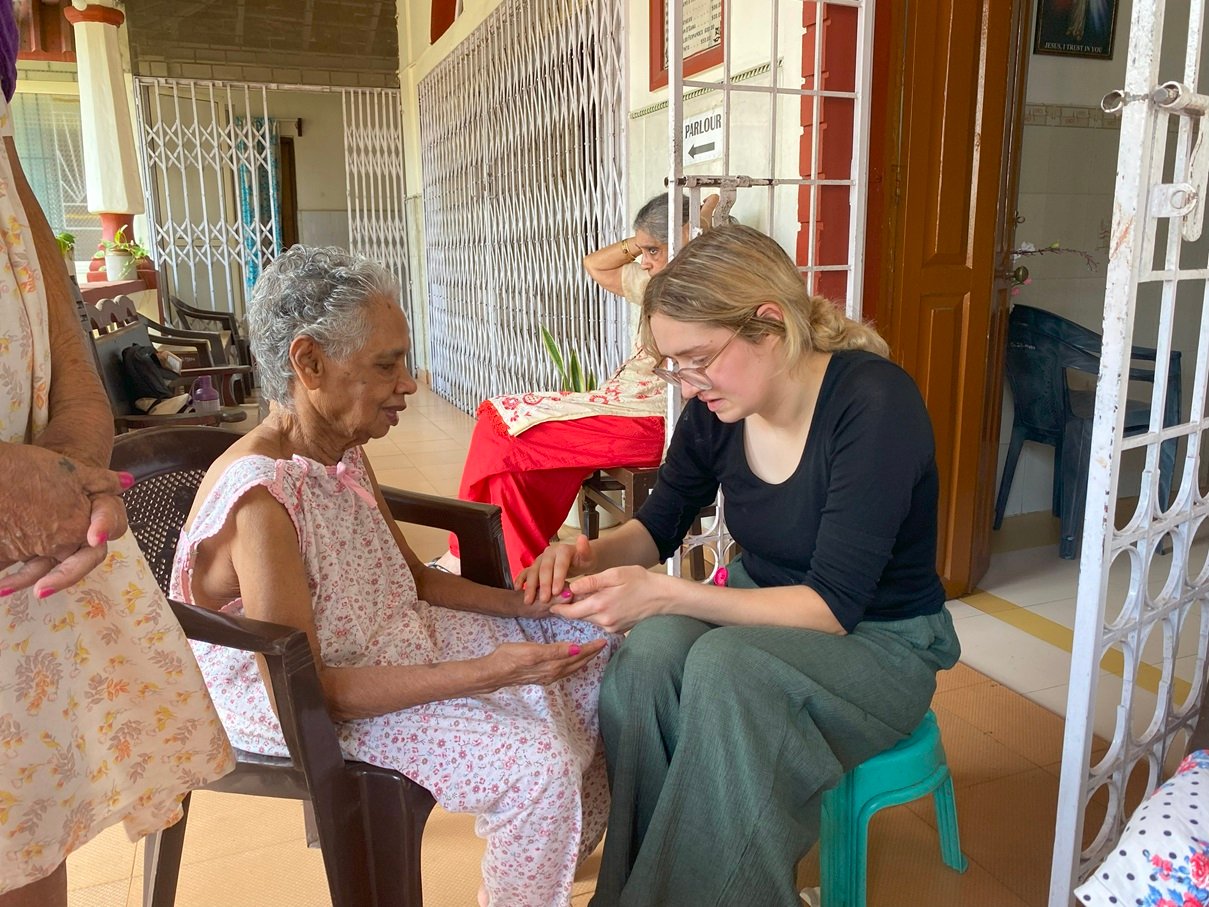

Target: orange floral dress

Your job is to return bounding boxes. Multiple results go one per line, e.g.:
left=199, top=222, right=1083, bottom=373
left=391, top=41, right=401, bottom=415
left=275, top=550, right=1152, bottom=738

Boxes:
left=0, top=94, right=234, bottom=893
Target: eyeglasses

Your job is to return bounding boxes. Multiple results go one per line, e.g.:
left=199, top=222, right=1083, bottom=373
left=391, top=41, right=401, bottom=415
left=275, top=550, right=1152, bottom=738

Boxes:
left=652, top=323, right=745, bottom=391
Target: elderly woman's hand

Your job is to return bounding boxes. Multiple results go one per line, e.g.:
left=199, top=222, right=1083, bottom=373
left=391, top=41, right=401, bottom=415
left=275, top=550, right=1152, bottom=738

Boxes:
left=483, top=638, right=610, bottom=691
left=0, top=443, right=132, bottom=595
left=517, top=535, right=597, bottom=608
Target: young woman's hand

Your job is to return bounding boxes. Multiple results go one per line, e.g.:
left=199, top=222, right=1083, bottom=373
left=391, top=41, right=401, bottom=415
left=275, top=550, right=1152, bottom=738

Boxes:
left=481, top=638, right=609, bottom=692
left=550, top=566, right=672, bottom=634
left=517, top=534, right=596, bottom=608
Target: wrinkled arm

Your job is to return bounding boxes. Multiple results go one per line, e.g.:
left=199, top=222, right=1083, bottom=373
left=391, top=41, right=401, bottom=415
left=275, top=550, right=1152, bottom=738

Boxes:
left=4, top=136, right=112, bottom=468
left=583, top=237, right=637, bottom=296
left=363, top=455, right=528, bottom=616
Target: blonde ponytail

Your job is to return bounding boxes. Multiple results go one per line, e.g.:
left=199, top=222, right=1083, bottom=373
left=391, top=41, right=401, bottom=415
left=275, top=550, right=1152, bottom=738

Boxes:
left=806, top=295, right=890, bottom=358
left=641, top=224, right=889, bottom=365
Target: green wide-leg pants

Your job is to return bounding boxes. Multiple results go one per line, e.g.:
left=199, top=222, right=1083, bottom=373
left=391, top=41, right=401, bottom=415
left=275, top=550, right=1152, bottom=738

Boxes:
left=589, top=602, right=960, bottom=907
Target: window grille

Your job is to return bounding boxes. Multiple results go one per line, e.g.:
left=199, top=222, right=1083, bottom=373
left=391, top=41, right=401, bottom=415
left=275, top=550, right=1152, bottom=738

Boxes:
left=10, top=93, right=100, bottom=263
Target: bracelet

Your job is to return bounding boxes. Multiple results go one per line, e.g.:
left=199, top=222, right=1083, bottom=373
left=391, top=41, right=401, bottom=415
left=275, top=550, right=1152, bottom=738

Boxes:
left=620, top=238, right=634, bottom=259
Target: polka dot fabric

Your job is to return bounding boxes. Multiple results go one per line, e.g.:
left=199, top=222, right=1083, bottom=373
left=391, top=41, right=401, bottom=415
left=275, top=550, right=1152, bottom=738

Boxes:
left=1074, top=749, right=1209, bottom=906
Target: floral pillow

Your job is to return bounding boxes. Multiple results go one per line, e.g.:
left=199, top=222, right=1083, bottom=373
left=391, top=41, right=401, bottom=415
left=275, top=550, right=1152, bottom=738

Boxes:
left=1074, top=749, right=1209, bottom=907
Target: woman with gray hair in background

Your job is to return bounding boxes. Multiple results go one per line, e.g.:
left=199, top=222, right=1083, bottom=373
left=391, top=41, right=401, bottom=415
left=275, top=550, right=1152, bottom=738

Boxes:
left=170, top=246, right=621, bottom=907
left=436, top=192, right=719, bottom=578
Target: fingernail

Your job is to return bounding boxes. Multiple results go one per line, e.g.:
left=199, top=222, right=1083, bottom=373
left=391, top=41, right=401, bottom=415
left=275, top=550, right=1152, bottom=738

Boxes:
left=37, top=588, right=55, bottom=599
left=568, top=644, right=581, bottom=656
left=0, top=588, right=12, bottom=597
left=118, top=472, right=135, bottom=490
left=96, top=531, right=108, bottom=544
left=561, top=588, right=573, bottom=600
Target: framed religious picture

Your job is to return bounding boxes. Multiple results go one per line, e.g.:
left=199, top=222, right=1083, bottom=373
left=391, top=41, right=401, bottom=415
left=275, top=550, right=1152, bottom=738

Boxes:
left=1033, top=0, right=1119, bottom=59
left=649, top=0, right=725, bottom=91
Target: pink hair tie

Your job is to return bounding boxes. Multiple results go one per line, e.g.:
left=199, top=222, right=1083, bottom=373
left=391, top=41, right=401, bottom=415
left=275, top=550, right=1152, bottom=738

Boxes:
left=712, top=566, right=729, bottom=587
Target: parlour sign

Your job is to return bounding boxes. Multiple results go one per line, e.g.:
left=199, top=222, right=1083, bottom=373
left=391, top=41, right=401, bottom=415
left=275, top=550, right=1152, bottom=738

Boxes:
left=682, top=107, right=723, bottom=165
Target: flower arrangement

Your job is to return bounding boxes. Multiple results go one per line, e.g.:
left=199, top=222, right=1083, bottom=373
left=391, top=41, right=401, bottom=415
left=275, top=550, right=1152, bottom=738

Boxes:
left=1008, top=241, right=1099, bottom=296
left=540, top=325, right=598, bottom=393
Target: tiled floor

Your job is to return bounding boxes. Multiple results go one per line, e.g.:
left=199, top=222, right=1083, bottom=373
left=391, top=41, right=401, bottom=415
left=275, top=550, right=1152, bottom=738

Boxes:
left=64, top=383, right=1161, bottom=906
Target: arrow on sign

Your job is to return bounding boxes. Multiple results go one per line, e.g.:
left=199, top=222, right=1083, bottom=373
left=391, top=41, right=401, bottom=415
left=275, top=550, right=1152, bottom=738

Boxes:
left=688, top=142, right=716, bottom=159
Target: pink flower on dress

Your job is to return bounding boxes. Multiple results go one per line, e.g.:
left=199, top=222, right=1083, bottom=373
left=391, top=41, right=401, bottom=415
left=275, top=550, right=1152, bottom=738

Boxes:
left=1192, top=850, right=1209, bottom=888
left=1153, top=854, right=1175, bottom=879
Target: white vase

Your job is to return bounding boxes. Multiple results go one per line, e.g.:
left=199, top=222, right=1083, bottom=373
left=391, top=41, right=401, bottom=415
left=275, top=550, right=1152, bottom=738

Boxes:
left=104, top=251, right=134, bottom=280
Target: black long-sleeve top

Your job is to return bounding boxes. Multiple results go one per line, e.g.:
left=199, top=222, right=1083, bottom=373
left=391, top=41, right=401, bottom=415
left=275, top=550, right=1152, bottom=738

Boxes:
left=635, top=350, right=946, bottom=632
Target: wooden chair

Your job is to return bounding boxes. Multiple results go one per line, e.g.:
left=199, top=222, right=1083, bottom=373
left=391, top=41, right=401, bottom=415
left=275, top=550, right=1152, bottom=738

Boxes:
left=165, top=290, right=253, bottom=374
left=580, top=466, right=717, bottom=579
left=111, top=425, right=512, bottom=907
left=139, top=313, right=248, bottom=405
left=578, top=466, right=660, bottom=539
left=79, top=292, right=251, bottom=433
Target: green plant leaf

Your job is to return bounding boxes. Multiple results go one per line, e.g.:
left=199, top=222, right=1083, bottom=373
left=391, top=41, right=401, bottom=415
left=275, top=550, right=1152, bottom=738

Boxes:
left=586, top=371, right=598, bottom=392
left=569, top=351, right=583, bottom=393
left=540, top=326, right=566, bottom=380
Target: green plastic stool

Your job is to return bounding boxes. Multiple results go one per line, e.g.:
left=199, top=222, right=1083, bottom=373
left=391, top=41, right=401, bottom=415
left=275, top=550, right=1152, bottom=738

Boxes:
left=818, top=710, right=967, bottom=907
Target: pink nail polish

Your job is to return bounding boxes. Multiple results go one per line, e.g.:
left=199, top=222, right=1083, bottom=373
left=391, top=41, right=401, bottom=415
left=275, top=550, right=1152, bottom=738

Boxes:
left=0, top=587, right=12, bottom=597
left=96, top=531, right=108, bottom=544
left=118, top=472, right=135, bottom=490
left=37, top=588, right=55, bottom=599
left=561, top=588, right=573, bottom=600
left=567, top=644, right=581, bottom=656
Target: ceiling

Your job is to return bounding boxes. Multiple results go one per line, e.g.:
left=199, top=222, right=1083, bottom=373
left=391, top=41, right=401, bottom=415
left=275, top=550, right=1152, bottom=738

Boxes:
left=123, top=0, right=399, bottom=75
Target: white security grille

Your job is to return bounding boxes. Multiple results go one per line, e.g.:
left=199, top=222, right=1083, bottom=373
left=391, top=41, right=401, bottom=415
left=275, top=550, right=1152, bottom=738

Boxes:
left=134, top=79, right=280, bottom=316
left=135, top=79, right=408, bottom=325
left=417, top=0, right=626, bottom=414
left=1050, top=1, right=1209, bottom=901
left=343, top=88, right=413, bottom=331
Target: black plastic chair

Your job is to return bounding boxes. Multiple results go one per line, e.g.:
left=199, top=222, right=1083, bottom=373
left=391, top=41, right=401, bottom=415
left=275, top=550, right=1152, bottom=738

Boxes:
left=111, top=425, right=513, bottom=907
left=993, top=304, right=1181, bottom=558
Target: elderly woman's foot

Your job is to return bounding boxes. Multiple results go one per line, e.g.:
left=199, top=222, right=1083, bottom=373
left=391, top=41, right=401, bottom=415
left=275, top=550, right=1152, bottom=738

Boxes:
left=429, top=551, right=461, bottom=575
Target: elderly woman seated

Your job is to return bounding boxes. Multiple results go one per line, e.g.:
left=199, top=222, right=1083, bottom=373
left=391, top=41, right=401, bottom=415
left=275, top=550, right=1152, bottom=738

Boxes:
left=170, top=246, right=620, bottom=907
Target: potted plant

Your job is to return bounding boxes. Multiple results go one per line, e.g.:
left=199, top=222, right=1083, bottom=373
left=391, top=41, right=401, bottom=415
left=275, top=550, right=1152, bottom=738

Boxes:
left=94, top=224, right=150, bottom=281
left=54, top=230, right=75, bottom=271
left=540, top=325, right=598, bottom=393
left=540, top=325, right=612, bottom=530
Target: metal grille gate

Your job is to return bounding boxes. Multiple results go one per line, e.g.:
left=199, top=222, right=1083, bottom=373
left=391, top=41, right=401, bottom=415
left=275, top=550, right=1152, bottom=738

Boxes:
left=344, top=88, right=411, bottom=327
left=134, top=79, right=279, bottom=317
left=134, top=79, right=408, bottom=326
left=417, top=0, right=626, bottom=415
left=1050, top=1, right=1209, bottom=900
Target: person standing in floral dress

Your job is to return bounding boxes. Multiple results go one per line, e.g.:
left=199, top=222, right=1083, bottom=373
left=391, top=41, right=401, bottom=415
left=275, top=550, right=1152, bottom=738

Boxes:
left=0, top=11, right=234, bottom=905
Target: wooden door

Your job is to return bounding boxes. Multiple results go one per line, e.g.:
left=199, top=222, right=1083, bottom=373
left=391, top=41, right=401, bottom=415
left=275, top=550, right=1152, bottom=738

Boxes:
left=869, top=0, right=1030, bottom=597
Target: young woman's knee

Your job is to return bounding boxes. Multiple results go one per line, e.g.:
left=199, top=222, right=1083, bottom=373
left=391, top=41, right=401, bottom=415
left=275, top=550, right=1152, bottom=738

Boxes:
left=600, top=615, right=710, bottom=703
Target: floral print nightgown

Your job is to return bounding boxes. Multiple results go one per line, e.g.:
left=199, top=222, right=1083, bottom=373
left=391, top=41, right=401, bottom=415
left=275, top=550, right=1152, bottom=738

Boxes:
left=171, top=449, right=620, bottom=906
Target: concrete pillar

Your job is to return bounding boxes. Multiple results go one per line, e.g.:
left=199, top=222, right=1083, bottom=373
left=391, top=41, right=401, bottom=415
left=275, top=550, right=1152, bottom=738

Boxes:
left=63, top=0, right=144, bottom=281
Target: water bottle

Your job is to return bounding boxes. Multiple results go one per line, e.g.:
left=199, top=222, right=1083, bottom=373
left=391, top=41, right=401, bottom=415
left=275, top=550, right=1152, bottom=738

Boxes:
left=190, top=375, right=221, bottom=415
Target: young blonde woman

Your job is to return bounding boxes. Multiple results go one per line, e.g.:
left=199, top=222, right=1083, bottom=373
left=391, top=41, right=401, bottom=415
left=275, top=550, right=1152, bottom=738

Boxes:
left=519, top=225, right=962, bottom=907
